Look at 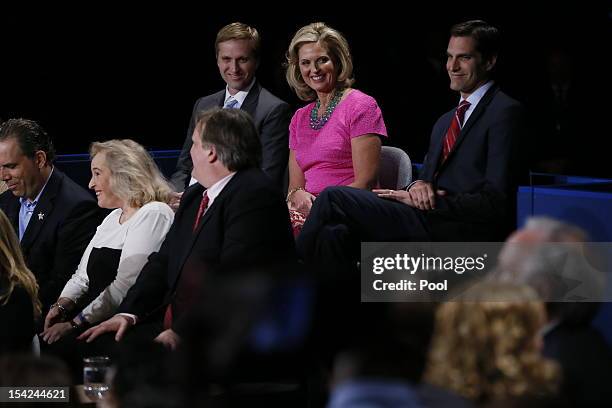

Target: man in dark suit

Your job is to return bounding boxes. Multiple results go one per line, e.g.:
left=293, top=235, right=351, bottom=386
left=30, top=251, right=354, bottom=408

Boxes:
left=170, top=22, right=290, bottom=194
left=0, top=118, right=103, bottom=313
left=80, top=108, right=294, bottom=349
left=297, top=20, right=526, bottom=270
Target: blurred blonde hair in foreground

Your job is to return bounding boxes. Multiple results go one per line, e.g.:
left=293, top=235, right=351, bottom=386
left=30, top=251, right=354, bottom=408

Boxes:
left=0, top=181, right=7, bottom=194
left=0, top=209, right=41, bottom=318
left=425, top=282, right=559, bottom=403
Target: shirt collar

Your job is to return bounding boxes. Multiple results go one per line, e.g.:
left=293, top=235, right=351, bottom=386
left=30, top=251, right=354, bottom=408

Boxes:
left=204, top=172, right=236, bottom=208
left=224, top=78, right=255, bottom=107
left=19, top=166, right=54, bottom=207
left=460, top=80, right=494, bottom=108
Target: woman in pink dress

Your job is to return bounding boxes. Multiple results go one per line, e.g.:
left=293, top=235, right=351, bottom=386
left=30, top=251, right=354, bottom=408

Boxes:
left=285, top=22, right=388, bottom=234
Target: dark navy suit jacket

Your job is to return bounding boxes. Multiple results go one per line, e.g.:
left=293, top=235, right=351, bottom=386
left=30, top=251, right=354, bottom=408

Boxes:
left=419, top=84, right=526, bottom=240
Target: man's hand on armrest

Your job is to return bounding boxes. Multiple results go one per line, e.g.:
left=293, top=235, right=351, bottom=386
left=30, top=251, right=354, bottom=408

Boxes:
left=77, top=314, right=135, bottom=343
left=374, top=180, right=444, bottom=210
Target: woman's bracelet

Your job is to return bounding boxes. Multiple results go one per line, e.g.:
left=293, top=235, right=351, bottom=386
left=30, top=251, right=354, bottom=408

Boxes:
left=51, top=302, right=68, bottom=320
left=286, top=187, right=305, bottom=202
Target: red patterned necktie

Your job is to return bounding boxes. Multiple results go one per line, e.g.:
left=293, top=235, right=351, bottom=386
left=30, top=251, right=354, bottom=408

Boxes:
left=192, top=192, right=209, bottom=232
left=163, top=191, right=211, bottom=330
left=442, top=100, right=471, bottom=161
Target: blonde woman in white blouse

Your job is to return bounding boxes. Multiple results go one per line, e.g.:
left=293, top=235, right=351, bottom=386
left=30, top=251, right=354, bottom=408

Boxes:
left=41, top=139, right=174, bottom=344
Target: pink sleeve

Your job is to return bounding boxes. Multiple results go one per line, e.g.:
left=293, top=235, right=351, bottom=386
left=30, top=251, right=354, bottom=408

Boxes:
left=348, top=94, right=388, bottom=139
left=289, top=110, right=299, bottom=150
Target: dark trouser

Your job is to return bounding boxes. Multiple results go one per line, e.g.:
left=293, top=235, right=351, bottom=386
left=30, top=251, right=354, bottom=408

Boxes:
left=295, top=187, right=430, bottom=373
left=297, top=186, right=430, bottom=275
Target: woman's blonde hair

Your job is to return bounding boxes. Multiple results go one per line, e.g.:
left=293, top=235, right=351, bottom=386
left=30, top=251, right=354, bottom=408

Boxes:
left=285, top=22, right=354, bottom=101
left=89, top=139, right=173, bottom=208
left=0, top=210, right=41, bottom=318
left=425, top=283, right=559, bottom=403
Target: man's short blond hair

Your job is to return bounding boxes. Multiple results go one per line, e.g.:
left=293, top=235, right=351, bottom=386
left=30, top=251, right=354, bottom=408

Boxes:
left=215, top=22, right=260, bottom=60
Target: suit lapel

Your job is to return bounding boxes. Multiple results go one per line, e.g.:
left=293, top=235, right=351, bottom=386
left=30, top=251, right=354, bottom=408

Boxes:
left=20, top=170, right=61, bottom=250
left=426, top=114, right=453, bottom=178
left=240, top=81, right=260, bottom=117
left=173, top=173, right=241, bottom=286
left=455, top=85, right=498, bottom=144
left=438, top=85, right=499, bottom=170
left=216, top=81, right=260, bottom=115
left=173, top=185, right=205, bottom=282
left=215, top=90, right=225, bottom=108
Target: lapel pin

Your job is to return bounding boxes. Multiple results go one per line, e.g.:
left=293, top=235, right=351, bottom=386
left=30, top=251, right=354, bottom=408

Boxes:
left=38, top=212, right=45, bottom=221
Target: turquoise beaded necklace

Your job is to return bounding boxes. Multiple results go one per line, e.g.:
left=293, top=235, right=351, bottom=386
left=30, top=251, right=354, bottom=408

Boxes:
left=309, top=89, right=342, bottom=130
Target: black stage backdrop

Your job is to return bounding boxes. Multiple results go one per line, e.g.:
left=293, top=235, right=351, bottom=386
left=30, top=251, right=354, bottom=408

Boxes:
left=1, top=2, right=610, bottom=177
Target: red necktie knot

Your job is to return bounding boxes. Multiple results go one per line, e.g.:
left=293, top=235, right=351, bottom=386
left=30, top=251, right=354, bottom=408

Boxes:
left=456, top=100, right=471, bottom=127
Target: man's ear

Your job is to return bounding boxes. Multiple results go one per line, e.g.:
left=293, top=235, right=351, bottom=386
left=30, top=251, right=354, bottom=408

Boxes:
left=485, top=55, right=498, bottom=72
left=34, top=150, right=47, bottom=169
left=207, top=144, right=218, bottom=163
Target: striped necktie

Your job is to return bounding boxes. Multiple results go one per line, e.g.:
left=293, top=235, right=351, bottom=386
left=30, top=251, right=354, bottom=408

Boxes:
left=442, top=100, right=471, bottom=161
left=224, top=97, right=239, bottom=109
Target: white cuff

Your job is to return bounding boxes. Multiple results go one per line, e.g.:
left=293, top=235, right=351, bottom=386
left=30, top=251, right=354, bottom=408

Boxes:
left=118, top=313, right=137, bottom=325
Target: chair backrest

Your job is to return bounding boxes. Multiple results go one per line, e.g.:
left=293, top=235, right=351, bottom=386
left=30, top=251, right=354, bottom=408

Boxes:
left=378, top=146, right=412, bottom=189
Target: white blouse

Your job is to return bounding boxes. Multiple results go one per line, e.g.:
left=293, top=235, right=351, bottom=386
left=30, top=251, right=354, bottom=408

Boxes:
left=60, top=201, right=174, bottom=323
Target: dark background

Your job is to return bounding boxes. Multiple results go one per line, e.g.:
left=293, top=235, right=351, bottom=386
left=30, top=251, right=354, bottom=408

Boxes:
left=1, top=3, right=611, bottom=177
